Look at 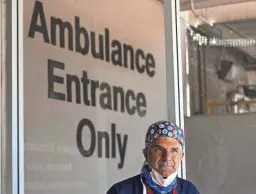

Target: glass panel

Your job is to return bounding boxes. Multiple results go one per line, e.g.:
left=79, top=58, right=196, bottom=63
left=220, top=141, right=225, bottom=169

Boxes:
left=23, top=0, right=168, bottom=193
left=180, top=0, right=256, bottom=116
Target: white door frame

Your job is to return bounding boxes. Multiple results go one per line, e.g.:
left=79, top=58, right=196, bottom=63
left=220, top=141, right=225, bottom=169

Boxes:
left=164, top=0, right=186, bottom=179
left=5, top=0, right=24, bottom=194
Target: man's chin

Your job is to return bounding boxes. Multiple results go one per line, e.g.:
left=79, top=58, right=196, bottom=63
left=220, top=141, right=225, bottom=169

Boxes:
left=161, top=173, right=173, bottom=178
left=159, top=169, right=175, bottom=177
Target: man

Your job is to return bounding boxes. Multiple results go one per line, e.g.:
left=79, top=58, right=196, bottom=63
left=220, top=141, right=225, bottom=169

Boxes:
left=106, top=120, right=199, bottom=194
left=231, top=85, right=251, bottom=113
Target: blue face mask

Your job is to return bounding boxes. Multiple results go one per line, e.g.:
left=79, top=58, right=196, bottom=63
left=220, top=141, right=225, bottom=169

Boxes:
left=140, top=165, right=177, bottom=194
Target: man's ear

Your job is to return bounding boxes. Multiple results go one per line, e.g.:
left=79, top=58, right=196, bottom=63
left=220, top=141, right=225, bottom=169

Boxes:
left=143, top=148, right=147, bottom=159
left=181, top=152, right=185, bottom=160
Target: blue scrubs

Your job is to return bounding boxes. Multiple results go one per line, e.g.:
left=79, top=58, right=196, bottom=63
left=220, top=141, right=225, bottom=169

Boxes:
left=106, top=175, right=200, bottom=194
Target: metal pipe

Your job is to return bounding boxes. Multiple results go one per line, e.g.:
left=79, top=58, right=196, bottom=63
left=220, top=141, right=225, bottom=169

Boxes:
left=190, top=0, right=213, bottom=27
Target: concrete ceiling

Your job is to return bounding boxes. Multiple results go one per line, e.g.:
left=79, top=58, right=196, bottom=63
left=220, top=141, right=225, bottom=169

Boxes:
left=185, top=1, right=256, bottom=25
left=157, top=0, right=254, bottom=11
left=183, top=0, right=256, bottom=64
left=158, top=0, right=256, bottom=68
left=226, top=20, right=256, bottom=38
left=194, top=21, right=256, bottom=69
left=193, top=23, right=256, bottom=70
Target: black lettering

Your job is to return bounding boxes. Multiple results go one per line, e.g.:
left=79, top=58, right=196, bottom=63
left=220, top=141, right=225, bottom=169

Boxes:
left=125, top=90, right=136, bottom=115
left=28, top=1, right=50, bottom=43
left=123, top=44, right=134, bottom=69
left=113, top=87, right=125, bottom=113
left=75, top=17, right=90, bottom=55
left=48, top=59, right=65, bottom=101
left=91, top=80, right=100, bottom=106
left=51, top=17, right=73, bottom=50
left=91, top=32, right=104, bottom=60
left=137, top=92, right=147, bottom=117
left=135, top=49, right=145, bottom=74
left=98, top=131, right=110, bottom=158
left=117, top=134, right=128, bottom=169
left=146, top=54, right=156, bottom=77
left=111, top=40, right=122, bottom=67
left=105, top=28, right=110, bottom=62
left=111, top=124, right=116, bottom=158
left=99, top=82, right=112, bottom=110
left=81, top=71, right=90, bottom=106
left=28, top=5, right=156, bottom=78
left=76, top=118, right=96, bottom=157
left=66, top=74, right=81, bottom=104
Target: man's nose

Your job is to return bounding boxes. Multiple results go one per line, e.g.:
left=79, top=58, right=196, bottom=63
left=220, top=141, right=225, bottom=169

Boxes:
left=161, top=149, right=172, bottom=161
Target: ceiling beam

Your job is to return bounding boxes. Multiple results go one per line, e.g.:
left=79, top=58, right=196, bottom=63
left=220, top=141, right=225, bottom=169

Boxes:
left=185, top=1, right=256, bottom=25
left=180, top=0, right=254, bottom=11
left=184, top=2, right=256, bottom=60
left=198, top=24, right=256, bottom=59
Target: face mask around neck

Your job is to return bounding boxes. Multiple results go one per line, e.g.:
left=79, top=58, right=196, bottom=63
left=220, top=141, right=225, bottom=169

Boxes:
left=150, top=168, right=178, bottom=187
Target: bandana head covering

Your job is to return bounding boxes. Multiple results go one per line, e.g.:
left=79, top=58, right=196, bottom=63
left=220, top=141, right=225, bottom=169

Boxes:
left=145, top=120, right=185, bottom=149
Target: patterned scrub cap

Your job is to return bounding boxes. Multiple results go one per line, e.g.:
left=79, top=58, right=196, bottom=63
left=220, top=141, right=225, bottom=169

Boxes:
left=145, top=120, right=185, bottom=148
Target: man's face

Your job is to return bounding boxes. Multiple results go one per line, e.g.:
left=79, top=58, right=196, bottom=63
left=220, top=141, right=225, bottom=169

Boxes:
left=143, top=137, right=184, bottom=177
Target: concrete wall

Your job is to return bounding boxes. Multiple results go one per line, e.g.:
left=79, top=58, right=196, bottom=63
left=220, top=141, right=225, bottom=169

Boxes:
left=185, top=114, right=256, bottom=194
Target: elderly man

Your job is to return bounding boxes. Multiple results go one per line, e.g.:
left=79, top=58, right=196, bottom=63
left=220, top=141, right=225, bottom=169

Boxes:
left=106, top=120, right=199, bottom=194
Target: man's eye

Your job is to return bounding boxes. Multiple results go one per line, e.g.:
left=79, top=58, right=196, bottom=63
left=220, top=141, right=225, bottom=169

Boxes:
left=171, top=148, right=179, bottom=152
left=154, top=148, right=161, bottom=152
